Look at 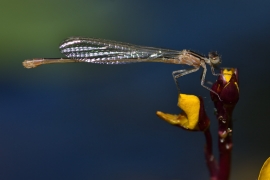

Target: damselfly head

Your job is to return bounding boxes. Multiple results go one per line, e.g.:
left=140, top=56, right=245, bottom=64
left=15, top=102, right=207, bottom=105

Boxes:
left=208, top=51, right=221, bottom=66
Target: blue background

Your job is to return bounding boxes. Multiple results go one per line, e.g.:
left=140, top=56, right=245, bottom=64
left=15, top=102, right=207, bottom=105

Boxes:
left=1, top=0, right=270, bottom=179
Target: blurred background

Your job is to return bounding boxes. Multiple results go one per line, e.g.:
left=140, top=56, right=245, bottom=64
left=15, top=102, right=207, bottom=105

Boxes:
left=0, top=0, right=269, bottom=179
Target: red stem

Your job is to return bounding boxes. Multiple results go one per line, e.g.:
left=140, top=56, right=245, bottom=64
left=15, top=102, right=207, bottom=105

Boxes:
left=204, top=128, right=218, bottom=180
left=217, top=105, right=234, bottom=180
left=209, top=69, right=239, bottom=180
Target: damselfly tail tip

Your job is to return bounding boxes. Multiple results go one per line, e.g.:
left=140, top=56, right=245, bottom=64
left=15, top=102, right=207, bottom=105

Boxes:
left=22, top=59, right=42, bottom=68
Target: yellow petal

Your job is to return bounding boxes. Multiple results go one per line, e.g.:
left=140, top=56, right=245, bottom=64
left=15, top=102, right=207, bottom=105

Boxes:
left=156, top=94, right=200, bottom=130
left=177, top=94, right=200, bottom=130
left=222, top=68, right=239, bottom=93
left=222, top=68, right=234, bottom=82
left=156, top=111, right=181, bottom=125
left=258, top=157, right=270, bottom=180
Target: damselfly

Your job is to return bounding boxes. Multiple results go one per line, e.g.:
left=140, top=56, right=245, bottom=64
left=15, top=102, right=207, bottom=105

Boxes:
left=23, top=37, right=222, bottom=100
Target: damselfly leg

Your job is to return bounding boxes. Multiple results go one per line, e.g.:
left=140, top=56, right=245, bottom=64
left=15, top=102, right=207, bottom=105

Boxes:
left=172, top=68, right=200, bottom=94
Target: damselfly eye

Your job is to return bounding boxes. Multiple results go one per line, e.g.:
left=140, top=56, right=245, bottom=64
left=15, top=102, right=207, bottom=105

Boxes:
left=209, top=51, right=221, bottom=65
